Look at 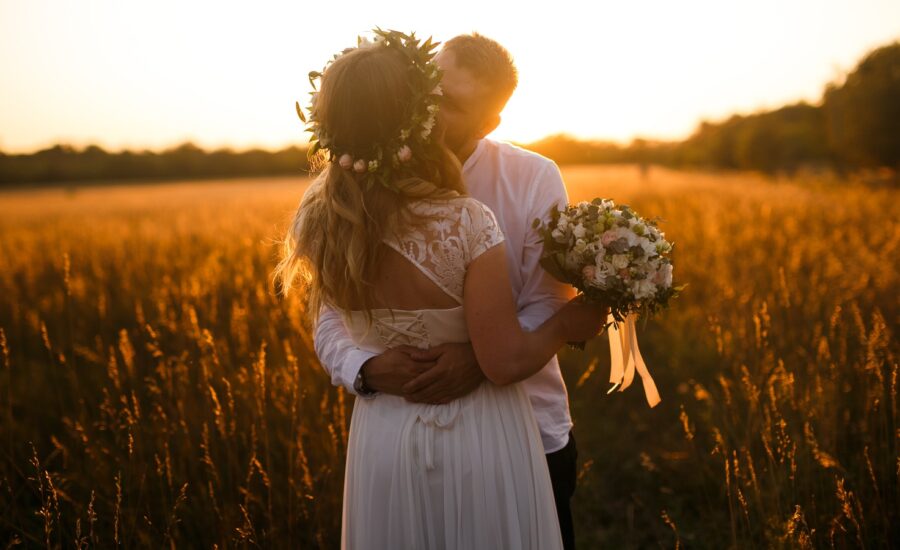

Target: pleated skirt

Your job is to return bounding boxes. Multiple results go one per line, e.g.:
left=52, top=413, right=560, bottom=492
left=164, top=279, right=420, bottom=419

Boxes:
left=340, top=381, right=564, bottom=550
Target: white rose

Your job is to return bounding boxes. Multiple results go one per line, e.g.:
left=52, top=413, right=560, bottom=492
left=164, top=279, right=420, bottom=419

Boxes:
left=611, top=254, right=629, bottom=269
left=640, top=238, right=657, bottom=258
left=573, top=224, right=586, bottom=239
left=632, top=279, right=656, bottom=300
left=551, top=228, right=566, bottom=242
left=654, top=263, right=673, bottom=287
left=597, top=260, right=615, bottom=277
left=573, top=238, right=588, bottom=254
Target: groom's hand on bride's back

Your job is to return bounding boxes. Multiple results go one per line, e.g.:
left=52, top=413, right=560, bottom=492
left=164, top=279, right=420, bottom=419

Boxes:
left=401, top=343, right=485, bottom=405
left=361, top=347, right=437, bottom=396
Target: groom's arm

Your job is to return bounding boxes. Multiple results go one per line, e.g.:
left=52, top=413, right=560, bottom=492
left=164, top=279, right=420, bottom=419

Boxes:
left=516, top=161, right=576, bottom=330
left=313, top=306, right=379, bottom=398
left=314, top=306, right=436, bottom=397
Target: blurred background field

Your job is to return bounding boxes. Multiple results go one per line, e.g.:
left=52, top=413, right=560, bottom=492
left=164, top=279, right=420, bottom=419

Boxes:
left=1, top=165, right=896, bottom=548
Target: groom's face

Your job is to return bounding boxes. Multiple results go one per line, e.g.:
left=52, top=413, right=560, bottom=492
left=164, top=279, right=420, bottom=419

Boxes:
left=434, top=50, right=498, bottom=154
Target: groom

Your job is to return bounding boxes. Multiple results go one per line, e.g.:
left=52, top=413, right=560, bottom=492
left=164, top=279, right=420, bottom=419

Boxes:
left=314, top=33, right=581, bottom=549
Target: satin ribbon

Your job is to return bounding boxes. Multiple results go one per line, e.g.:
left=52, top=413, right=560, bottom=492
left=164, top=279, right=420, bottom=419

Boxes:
left=606, top=313, right=661, bottom=408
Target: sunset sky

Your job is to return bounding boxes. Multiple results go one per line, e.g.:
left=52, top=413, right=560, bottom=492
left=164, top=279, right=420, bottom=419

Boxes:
left=1, top=0, right=898, bottom=154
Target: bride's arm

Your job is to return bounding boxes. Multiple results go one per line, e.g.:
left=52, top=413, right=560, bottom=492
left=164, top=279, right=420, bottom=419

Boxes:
left=464, top=242, right=606, bottom=386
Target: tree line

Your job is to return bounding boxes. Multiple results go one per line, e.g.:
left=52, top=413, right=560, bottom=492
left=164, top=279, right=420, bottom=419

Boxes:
left=1, top=41, right=896, bottom=187
left=528, top=41, right=899, bottom=177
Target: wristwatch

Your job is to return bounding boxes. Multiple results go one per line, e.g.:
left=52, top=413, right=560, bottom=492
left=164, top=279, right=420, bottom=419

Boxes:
left=353, top=366, right=377, bottom=396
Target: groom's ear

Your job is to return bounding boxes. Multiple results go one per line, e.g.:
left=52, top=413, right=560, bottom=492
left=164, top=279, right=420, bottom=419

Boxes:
left=477, top=113, right=501, bottom=139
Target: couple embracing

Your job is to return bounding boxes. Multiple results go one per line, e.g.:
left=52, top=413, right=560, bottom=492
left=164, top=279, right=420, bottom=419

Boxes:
left=275, top=30, right=610, bottom=550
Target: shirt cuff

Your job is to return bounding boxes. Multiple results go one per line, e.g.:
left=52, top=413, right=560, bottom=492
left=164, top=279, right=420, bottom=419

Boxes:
left=342, top=347, right=380, bottom=399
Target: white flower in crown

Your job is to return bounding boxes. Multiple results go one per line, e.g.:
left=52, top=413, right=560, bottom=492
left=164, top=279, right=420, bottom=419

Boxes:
left=399, top=128, right=411, bottom=141
left=367, top=159, right=380, bottom=172
left=353, top=159, right=366, bottom=173
left=420, top=116, right=435, bottom=140
left=357, top=34, right=384, bottom=48
left=431, top=83, right=443, bottom=96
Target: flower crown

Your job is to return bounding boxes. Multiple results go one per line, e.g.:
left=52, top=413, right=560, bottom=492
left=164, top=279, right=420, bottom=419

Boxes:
left=295, top=28, right=443, bottom=191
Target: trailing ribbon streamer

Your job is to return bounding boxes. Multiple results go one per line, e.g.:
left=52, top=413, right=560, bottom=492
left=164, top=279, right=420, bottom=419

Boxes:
left=606, top=313, right=661, bottom=408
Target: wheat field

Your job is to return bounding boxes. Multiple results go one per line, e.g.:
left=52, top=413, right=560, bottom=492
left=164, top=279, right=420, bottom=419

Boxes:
left=0, top=165, right=897, bottom=548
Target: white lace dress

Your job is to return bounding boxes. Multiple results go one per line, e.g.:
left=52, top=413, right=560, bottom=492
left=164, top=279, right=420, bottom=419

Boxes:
left=339, top=197, right=564, bottom=550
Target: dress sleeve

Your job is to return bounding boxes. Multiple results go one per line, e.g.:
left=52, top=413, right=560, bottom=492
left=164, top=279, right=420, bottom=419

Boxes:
left=463, top=199, right=505, bottom=266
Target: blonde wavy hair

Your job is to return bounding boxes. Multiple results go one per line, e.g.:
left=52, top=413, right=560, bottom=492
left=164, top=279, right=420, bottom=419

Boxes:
left=273, top=44, right=467, bottom=324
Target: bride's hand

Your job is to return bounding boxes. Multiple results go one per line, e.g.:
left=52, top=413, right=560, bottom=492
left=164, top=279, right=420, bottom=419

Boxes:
left=558, top=297, right=609, bottom=343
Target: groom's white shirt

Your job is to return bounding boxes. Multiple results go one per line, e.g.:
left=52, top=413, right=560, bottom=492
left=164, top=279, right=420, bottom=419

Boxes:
left=313, top=138, right=574, bottom=453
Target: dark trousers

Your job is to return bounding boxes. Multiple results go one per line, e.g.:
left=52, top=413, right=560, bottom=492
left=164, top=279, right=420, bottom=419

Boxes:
left=546, top=430, right=578, bottom=550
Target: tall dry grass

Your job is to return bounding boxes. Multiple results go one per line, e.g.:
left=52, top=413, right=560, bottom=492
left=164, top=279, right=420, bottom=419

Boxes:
left=0, top=167, right=897, bottom=548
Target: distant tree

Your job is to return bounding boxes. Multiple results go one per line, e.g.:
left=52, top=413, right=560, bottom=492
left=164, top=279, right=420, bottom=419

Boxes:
left=824, top=42, right=900, bottom=169
left=732, top=103, right=829, bottom=173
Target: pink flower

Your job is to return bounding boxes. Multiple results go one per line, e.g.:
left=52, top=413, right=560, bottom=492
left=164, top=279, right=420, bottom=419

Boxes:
left=353, top=159, right=367, bottom=173
left=653, top=263, right=673, bottom=287
left=618, top=268, right=630, bottom=279
left=339, top=154, right=353, bottom=170
left=398, top=145, right=412, bottom=162
left=601, top=231, right=618, bottom=246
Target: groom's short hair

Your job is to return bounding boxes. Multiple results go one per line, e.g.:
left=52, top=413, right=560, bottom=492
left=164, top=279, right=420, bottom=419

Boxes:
left=443, top=33, right=518, bottom=113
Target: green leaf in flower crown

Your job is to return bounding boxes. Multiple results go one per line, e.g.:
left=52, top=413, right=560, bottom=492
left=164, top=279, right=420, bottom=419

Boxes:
left=308, top=71, right=321, bottom=89
left=295, top=101, right=306, bottom=123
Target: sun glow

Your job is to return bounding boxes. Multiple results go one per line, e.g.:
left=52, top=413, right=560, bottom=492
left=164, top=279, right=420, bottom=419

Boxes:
left=0, top=0, right=897, bottom=153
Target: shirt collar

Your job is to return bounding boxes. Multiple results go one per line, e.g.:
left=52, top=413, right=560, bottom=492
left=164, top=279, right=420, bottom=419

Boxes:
left=461, top=139, right=487, bottom=176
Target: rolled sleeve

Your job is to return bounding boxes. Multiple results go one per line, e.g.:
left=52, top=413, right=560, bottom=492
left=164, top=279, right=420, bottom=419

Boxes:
left=517, top=161, right=574, bottom=330
left=313, top=306, right=379, bottom=399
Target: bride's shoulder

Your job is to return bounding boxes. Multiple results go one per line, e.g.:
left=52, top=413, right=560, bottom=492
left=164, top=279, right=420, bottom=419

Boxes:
left=448, top=196, right=496, bottom=216
left=410, top=196, right=491, bottom=216
left=443, top=197, right=501, bottom=237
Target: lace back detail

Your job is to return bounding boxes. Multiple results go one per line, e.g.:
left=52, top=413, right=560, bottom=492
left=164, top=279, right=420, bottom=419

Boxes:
left=384, top=198, right=505, bottom=303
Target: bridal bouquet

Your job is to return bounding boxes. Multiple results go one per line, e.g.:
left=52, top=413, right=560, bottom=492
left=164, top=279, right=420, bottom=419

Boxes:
left=534, top=198, right=686, bottom=407
left=535, top=198, right=683, bottom=321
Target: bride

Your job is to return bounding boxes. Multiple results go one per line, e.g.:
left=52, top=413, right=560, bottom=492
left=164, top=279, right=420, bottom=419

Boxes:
left=275, top=30, right=608, bottom=549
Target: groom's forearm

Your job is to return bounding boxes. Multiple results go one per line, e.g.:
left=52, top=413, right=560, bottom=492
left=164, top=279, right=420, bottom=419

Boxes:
left=313, top=306, right=379, bottom=398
